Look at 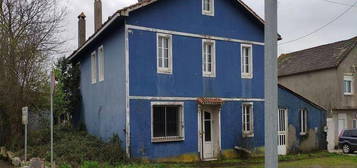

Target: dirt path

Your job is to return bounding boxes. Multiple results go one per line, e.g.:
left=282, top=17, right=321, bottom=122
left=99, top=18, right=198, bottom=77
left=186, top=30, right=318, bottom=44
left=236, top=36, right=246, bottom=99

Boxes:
left=0, top=160, right=13, bottom=168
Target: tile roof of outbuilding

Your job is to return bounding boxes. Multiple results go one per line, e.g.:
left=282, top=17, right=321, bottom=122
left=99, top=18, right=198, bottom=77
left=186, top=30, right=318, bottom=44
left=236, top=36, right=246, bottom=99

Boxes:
left=278, top=36, right=357, bottom=77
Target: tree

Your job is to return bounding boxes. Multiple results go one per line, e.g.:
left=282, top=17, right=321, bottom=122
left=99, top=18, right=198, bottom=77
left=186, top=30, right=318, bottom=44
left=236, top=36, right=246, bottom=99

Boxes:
left=0, top=0, right=65, bottom=148
left=53, top=57, right=81, bottom=127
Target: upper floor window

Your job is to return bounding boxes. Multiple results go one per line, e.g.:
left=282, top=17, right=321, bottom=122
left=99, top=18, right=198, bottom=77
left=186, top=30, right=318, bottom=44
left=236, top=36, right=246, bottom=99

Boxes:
left=202, top=0, right=214, bottom=16
left=91, top=51, right=97, bottom=84
left=152, top=102, right=184, bottom=142
left=242, top=102, right=254, bottom=137
left=300, top=109, right=308, bottom=135
left=98, top=46, right=105, bottom=82
left=157, top=33, right=172, bottom=74
left=344, top=75, right=353, bottom=95
left=241, top=44, right=253, bottom=79
left=202, top=39, right=216, bottom=77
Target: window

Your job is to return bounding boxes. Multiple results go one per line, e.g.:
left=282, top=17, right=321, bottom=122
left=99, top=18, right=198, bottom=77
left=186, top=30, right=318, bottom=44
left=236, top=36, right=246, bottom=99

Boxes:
left=300, top=109, right=308, bottom=135
left=241, top=44, right=253, bottom=79
left=91, top=51, right=97, bottom=84
left=202, top=0, right=214, bottom=16
left=152, top=102, right=184, bottom=142
left=344, top=75, right=353, bottom=95
left=353, top=119, right=357, bottom=129
left=157, top=33, right=172, bottom=74
left=242, top=103, right=254, bottom=137
left=202, top=39, right=216, bottom=77
left=98, top=46, right=104, bottom=82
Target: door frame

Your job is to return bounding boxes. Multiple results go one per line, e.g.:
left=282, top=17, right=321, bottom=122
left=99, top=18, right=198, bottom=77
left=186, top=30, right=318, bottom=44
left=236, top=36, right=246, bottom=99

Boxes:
left=278, top=108, right=288, bottom=155
left=198, top=105, right=221, bottom=161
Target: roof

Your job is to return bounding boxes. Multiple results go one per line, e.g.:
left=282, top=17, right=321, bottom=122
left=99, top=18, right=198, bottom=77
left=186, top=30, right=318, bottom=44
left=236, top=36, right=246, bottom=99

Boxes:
left=278, top=36, right=357, bottom=77
left=278, top=84, right=326, bottom=111
left=69, top=0, right=270, bottom=61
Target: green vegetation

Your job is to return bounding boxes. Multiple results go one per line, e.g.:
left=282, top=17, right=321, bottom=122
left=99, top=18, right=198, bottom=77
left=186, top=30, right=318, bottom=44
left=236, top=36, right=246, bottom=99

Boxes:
left=16, top=127, right=127, bottom=167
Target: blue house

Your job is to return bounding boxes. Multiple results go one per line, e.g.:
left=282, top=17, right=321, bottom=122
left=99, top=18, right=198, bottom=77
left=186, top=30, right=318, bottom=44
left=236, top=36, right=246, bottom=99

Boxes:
left=69, top=0, right=267, bottom=161
left=278, top=84, right=327, bottom=155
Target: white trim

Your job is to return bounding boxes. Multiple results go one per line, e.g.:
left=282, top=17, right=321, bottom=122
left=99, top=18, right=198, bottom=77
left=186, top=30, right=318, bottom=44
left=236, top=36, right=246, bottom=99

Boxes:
left=125, top=25, right=130, bottom=157
left=202, top=0, right=215, bottom=16
left=98, top=45, right=105, bottom=82
left=344, top=75, right=353, bottom=95
left=241, top=44, right=253, bottom=79
left=197, top=105, right=203, bottom=160
left=129, top=96, right=264, bottom=102
left=202, top=39, right=216, bottom=77
left=156, top=33, right=173, bottom=74
left=126, top=25, right=264, bottom=46
left=91, top=51, right=97, bottom=84
left=151, top=102, right=185, bottom=143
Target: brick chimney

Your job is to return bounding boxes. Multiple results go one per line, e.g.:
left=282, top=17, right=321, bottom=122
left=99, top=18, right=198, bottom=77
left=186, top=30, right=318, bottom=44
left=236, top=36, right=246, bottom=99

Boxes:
left=78, top=12, right=86, bottom=47
left=94, top=0, right=102, bottom=31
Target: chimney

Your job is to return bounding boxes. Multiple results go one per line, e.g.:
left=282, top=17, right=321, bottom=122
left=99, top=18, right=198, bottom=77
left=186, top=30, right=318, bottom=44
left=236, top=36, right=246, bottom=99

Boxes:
left=78, top=12, right=86, bottom=47
left=94, top=0, right=102, bottom=32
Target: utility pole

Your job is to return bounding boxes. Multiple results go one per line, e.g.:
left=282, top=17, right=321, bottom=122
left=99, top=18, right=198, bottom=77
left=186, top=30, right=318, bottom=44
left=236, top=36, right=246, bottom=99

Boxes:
left=264, top=0, right=278, bottom=167
left=50, top=71, right=55, bottom=168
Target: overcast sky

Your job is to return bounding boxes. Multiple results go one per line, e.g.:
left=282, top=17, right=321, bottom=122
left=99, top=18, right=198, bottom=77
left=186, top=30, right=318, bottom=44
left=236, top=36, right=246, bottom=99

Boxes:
left=59, top=0, right=357, bottom=57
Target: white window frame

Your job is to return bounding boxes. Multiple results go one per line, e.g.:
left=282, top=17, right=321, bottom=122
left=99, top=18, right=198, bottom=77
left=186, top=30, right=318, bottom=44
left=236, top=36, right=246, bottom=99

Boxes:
left=300, top=109, right=308, bottom=135
left=202, top=0, right=214, bottom=16
left=242, top=102, right=254, bottom=137
left=241, top=44, right=253, bottom=79
left=151, top=102, right=185, bottom=143
left=353, top=119, right=357, bottom=129
left=91, top=51, right=97, bottom=84
left=157, top=33, right=173, bottom=74
left=98, top=45, right=105, bottom=82
left=344, top=75, right=353, bottom=95
left=202, top=39, right=216, bottom=77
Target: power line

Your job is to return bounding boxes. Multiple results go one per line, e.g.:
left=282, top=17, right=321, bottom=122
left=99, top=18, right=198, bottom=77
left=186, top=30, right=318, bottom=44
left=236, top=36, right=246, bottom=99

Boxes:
left=322, top=0, right=357, bottom=8
left=279, top=0, right=357, bottom=46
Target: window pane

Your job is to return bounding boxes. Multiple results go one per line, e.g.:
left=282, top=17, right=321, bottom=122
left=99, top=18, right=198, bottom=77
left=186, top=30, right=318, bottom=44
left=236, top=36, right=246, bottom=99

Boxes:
left=204, top=112, right=211, bottom=141
left=166, top=106, right=179, bottom=136
left=153, top=106, right=166, bottom=137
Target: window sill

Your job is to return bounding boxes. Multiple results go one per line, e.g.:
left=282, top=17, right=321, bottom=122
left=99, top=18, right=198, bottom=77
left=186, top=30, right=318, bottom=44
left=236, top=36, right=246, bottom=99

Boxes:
left=157, top=70, right=172, bottom=75
left=300, top=132, right=307, bottom=136
left=242, top=74, right=253, bottom=79
left=203, top=73, right=216, bottom=78
left=202, top=11, right=214, bottom=16
left=152, top=136, right=184, bottom=143
left=344, top=93, right=353, bottom=96
left=243, top=133, right=254, bottom=138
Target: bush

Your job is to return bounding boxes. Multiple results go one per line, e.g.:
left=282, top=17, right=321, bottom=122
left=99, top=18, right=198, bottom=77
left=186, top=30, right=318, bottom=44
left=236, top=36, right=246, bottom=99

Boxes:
left=80, top=161, right=100, bottom=168
left=17, top=127, right=127, bottom=167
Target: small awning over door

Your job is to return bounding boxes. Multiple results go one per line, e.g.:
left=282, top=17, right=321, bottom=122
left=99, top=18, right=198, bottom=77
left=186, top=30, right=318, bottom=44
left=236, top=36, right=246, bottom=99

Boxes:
left=197, top=98, right=223, bottom=106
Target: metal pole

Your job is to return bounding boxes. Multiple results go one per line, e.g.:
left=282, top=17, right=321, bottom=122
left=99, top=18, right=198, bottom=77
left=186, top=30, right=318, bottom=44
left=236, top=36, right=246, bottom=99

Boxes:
left=51, top=90, right=54, bottom=168
left=264, top=0, right=278, bottom=167
left=25, top=124, right=27, bottom=161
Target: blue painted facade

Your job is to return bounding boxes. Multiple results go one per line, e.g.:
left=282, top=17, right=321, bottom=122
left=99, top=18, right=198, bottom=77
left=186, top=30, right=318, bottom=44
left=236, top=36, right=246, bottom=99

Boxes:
left=278, top=85, right=327, bottom=153
left=73, top=0, right=268, bottom=160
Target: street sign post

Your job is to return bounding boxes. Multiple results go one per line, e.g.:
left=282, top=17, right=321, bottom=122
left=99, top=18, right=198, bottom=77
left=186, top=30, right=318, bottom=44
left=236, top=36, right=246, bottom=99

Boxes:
left=22, top=106, right=28, bottom=161
left=50, top=71, right=56, bottom=168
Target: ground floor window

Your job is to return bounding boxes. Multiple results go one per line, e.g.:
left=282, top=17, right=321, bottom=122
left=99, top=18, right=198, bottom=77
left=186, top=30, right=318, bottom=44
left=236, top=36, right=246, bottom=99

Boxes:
left=152, top=102, right=184, bottom=142
left=353, top=119, right=357, bottom=129
left=300, top=109, right=308, bottom=135
left=242, top=102, right=254, bottom=137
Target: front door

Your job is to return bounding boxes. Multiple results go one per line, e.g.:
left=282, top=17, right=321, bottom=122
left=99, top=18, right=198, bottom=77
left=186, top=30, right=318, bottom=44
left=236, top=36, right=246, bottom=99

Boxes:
left=278, top=109, right=288, bottom=155
left=203, top=111, right=214, bottom=159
